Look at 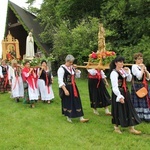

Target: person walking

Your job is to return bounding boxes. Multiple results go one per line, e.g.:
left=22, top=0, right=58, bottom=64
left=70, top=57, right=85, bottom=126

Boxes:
left=37, top=60, right=54, bottom=104
left=87, top=68, right=111, bottom=115
left=8, top=59, right=24, bottom=102
left=110, top=56, right=141, bottom=134
left=57, top=54, right=89, bottom=123
left=0, top=59, right=11, bottom=93
left=22, top=61, right=39, bottom=108
left=131, top=52, right=150, bottom=122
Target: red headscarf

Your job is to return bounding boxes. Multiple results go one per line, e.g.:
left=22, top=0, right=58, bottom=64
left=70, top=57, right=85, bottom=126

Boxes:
left=22, top=67, right=38, bottom=90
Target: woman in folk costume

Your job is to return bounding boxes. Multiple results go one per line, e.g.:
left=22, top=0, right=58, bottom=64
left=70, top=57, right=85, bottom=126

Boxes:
left=37, top=60, right=54, bottom=104
left=22, top=61, right=38, bottom=108
left=8, top=59, right=24, bottom=102
left=57, top=54, right=89, bottom=123
left=87, top=68, right=111, bottom=115
left=0, top=59, right=11, bottom=93
left=110, top=56, right=141, bottom=134
left=131, top=53, right=150, bottom=122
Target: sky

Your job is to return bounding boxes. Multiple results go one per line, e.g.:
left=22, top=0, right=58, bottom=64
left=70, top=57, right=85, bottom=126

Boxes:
left=0, top=0, right=43, bottom=58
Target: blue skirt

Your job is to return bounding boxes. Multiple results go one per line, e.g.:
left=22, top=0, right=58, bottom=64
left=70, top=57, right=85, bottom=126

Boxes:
left=131, top=83, right=150, bottom=122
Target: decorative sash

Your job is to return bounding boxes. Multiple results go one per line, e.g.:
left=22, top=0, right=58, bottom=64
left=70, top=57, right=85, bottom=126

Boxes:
left=88, top=70, right=102, bottom=88
left=22, top=67, right=37, bottom=90
left=46, top=73, right=50, bottom=94
left=71, top=74, right=78, bottom=97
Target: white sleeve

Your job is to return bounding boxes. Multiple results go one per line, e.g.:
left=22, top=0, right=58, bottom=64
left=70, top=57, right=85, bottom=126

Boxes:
left=24, top=72, right=30, bottom=78
left=0, top=66, right=3, bottom=78
left=101, top=70, right=106, bottom=78
left=87, top=69, right=97, bottom=75
left=8, top=67, right=12, bottom=80
left=57, top=67, right=65, bottom=88
left=110, top=71, right=124, bottom=102
left=125, top=69, right=132, bottom=82
left=37, top=68, right=40, bottom=78
left=132, top=65, right=142, bottom=80
left=51, top=73, right=53, bottom=78
left=75, top=70, right=81, bottom=78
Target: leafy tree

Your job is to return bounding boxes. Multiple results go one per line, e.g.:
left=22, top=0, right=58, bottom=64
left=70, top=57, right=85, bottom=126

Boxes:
left=53, top=17, right=100, bottom=65
left=26, top=0, right=150, bottom=65
left=101, top=0, right=150, bottom=63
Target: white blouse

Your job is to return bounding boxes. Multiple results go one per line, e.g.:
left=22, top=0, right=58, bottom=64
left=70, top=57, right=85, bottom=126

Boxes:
left=110, top=69, right=132, bottom=102
left=132, top=64, right=144, bottom=80
left=0, top=66, right=3, bottom=78
left=57, top=65, right=81, bottom=88
left=87, top=69, right=106, bottom=78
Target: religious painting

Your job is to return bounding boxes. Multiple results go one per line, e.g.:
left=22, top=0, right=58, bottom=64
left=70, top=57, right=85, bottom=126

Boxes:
left=6, top=43, right=16, bottom=60
left=1, top=31, right=20, bottom=61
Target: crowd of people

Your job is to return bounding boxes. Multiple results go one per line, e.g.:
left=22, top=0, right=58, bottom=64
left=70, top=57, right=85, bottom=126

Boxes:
left=0, top=59, right=54, bottom=108
left=0, top=52, right=150, bottom=135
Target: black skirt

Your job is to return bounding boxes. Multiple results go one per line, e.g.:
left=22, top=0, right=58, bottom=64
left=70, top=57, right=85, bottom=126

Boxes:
left=59, top=84, right=84, bottom=118
left=88, top=78, right=111, bottom=108
left=111, top=88, right=141, bottom=127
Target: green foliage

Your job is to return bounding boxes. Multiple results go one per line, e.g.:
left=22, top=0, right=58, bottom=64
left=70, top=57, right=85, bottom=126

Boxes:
left=53, top=17, right=99, bottom=65
left=55, top=0, right=103, bottom=23
left=101, top=0, right=150, bottom=64
left=102, top=55, right=116, bottom=65
left=22, top=54, right=55, bottom=67
left=133, top=36, right=150, bottom=65
left=26, top=0, right=150, bottom=66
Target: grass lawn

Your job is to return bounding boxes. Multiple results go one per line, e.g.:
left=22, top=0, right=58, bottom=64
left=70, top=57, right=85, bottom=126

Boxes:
left=0, top=77, right=150, bottom=150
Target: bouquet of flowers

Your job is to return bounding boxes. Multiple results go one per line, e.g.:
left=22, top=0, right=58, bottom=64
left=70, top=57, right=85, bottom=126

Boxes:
left=89, top=51, right=116, bottom=65
left=29, top=58, right=40, bottom=67
left=22, top=54, right=55, bottom=67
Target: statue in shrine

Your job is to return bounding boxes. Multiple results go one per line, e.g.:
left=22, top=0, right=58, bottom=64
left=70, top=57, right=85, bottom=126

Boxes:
left=26, top=32, right=35, bottom=58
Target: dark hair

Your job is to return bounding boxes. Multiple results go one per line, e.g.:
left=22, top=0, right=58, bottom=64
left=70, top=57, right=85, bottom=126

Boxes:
left=41, top=60, right=47, bottom=64
left=109, top=56, right=125, bottom=72
left=23, top=61, right=30, bottom=65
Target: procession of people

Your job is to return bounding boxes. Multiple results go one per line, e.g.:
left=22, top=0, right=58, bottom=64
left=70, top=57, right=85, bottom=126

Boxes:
left=0, top=52, right=150, bottom=135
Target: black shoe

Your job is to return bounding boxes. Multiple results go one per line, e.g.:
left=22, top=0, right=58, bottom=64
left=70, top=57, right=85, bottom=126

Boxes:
left=16, top=98, right=20, bottom=103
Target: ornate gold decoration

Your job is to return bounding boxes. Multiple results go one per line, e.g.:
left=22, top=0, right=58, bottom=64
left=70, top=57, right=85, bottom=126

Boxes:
left=2, top=31, right=20, bottom=61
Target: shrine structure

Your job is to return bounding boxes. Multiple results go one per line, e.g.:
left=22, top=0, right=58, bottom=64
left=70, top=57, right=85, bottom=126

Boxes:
left=1, top=31, right=20, bottom=61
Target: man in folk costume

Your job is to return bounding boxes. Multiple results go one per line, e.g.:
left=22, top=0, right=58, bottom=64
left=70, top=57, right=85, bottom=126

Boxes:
left=0, top=59, right=11, bottom=93
left=22, top=61, right=38, bottom=108
left=8, top=59, right=24, bottom=102
left=37, top=60, right=54, bottom=104
left=57, top=54, right=89, bottom=123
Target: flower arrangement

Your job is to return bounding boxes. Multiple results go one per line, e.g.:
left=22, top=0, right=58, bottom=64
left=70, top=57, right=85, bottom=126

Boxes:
left=89, top=51, right=116, bottom=65
left=22, top=54, right=55, bottom=67
left=29, top=58, right=40, bottom=67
